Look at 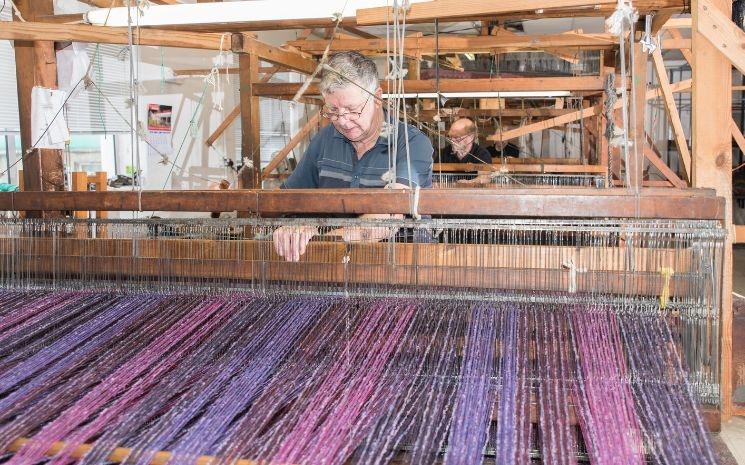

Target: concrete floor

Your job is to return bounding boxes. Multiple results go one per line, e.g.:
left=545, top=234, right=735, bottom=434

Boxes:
left=721, top=417, right=745, bottom=465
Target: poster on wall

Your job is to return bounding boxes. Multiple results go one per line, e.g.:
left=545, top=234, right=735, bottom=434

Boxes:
left=147, top=103, right=173, bottom=159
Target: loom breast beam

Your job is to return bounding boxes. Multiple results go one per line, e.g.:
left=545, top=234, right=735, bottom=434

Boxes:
left=0, top=188, right=725, bottom=219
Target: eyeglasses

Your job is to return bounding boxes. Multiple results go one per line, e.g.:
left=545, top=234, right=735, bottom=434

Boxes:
left=321, top=94, right=371, bottom=122
left=449, top=133, right=475, bottom=144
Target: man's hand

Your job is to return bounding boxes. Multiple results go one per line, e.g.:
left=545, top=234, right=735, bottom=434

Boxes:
left=272, top=225, right=318, bottom=262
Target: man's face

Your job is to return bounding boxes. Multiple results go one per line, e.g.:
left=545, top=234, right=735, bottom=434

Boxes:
left=449, top=131, right=475, bottom=156
left=322, top=86, right=379, bottom=142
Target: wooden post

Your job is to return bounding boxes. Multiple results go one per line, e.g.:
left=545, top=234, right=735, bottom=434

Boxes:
left=692, top=0, right=733, bottom=422
left=239, top=53, right=261, bottom=188
left=629, top=41, right=647, bottom=190
left=13, top=0, right=65, bottom=218
left=70, top=172, right=88, bottom=219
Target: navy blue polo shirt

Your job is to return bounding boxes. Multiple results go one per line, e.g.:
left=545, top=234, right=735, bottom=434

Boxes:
left=281, top=120, right=433, bottom=189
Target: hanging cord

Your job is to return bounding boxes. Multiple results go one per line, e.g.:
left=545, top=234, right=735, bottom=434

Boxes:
left=291, top=1, right=349, bottom=104
left=606, top=0, right=638, bottom=190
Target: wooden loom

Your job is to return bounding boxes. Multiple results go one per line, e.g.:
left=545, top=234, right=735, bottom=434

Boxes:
left=0, top=0, right=741, bottom=460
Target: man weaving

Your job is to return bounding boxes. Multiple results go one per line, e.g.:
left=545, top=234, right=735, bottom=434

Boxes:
left=273, top=51, right=434, bottom=261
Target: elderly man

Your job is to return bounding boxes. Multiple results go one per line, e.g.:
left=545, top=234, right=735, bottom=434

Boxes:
left=438, top=117, right=492, bottom=165
left=273, top=51, right=434, bottom=261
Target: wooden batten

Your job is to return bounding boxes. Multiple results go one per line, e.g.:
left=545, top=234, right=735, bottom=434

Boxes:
left=0, top=189, right=725, bottom=220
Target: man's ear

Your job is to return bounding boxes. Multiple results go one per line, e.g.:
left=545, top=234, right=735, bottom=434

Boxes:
left=374, top=87, right=383, bottom=106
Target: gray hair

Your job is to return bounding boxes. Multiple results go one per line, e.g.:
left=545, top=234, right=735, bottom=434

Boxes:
left=319, top=51, right=379, bottom=96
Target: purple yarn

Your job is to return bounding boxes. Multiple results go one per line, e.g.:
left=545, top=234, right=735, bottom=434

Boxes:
left=0, top=294, right=149, bottom=411
left=157, top=298, right=328, bottom=465
left=8, top=298, right=228, bottom=465
left=620, top=313, right=718, bottom=465
left=443, top=304, right=499, bottom=465
left=0, top=291, right=723, bottom=465
left=495, top=304, right=532, bottom=465
left=570, top=307, right=643, bottom=465
left=535, top=306, right=577, bottom=465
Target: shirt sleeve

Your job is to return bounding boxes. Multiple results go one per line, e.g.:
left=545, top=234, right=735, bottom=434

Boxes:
left=395, top=124, right=434, bottom=188
left=280, top=131, right=322, bottom=189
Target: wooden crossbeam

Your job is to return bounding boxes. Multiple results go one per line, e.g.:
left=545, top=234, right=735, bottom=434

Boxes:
left=253, top=76, right=607, bottom=97
left=491, top=27, right=579, bottom=63
left=486, top=79, right=693, bottom=142
left=230, top=33, right=316, bottom=75
left=651, top=11, right=675, bottom=34
left=0, top=23, right=316, bottom=75
left=433, top=163, right=606, bottom=173
left=288, top=32, right=618, bottom=55
left=668, top=28, right=693, bottom=64
left=261, top=112, right=321, bottom=180
left=643, top=133, right=688, bottom=188
left=662, top=17, right=693, bottom=29
left=206, top=105, right=240, bottom=147
left=0, top=189, right=724, bottom=220
left=355, top=0, right=617, bottom=25
left=730, top=117, right=745, bottom=155
left=420, top=108, right=575, bottom=119
left=651, top=48, right=692, bottom=180
left=0, top=21, right=225, bottom=49
left=696, top=0, right=745, bottom=75
left=340, top=25, right=377, bottom=39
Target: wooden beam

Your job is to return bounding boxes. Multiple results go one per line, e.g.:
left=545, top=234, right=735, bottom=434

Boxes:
left=730, top=117, right=745, bottom=157
left=355, top=0, right=617, bottom=25
left=660, top=37, right=692, bottom=49
left=253, top=76, right=607, bottom=97
left=205, top=105, right=240, bottom=147
left=668, top=28, right=693, bottom=64
left=172, top=68, right=238, bottom=76
left=0, top=22, right=225, bottom=49
left=261, top=112, right=321, bottom=180
left=692, top=0, right=733, bottom=421
left=419, top=108, right=575, bottom=119
left=487, top=78, right=692, bottom=142
left=288, top=32, right=618, bottom=55
left=696, top=0, right=745, bottom=75
left=13, top=0, right=65, bottom=218
left=0, top=189, right=725, bottom=220
left=339, top=25, right=377, bottom=39
left=651, top=11, right=675, bottom=34
left=230, top=32, right=316, bottom=75
left=651, top=48, right=691, bottom=180
left=60, top=1, right=686, bottom=33
left=433, top=163, right=607, bottom=173
left=239, top=54, right=261, bottom=188
left=661, top=17, right=693, bottom=29
left=643, top=133, right=687, bottom=187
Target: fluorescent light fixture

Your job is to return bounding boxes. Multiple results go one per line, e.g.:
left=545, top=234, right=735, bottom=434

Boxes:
left=382, top=91, right=572, bottom=99
left=85, top=0, right=428, bottom=28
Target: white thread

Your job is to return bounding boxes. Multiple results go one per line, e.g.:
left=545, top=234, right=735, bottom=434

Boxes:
left=605, top=0, right=638, bottom=36
left=562, top=259, right=587, bottom=293
left=411, top=185, right=421, bottom=220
